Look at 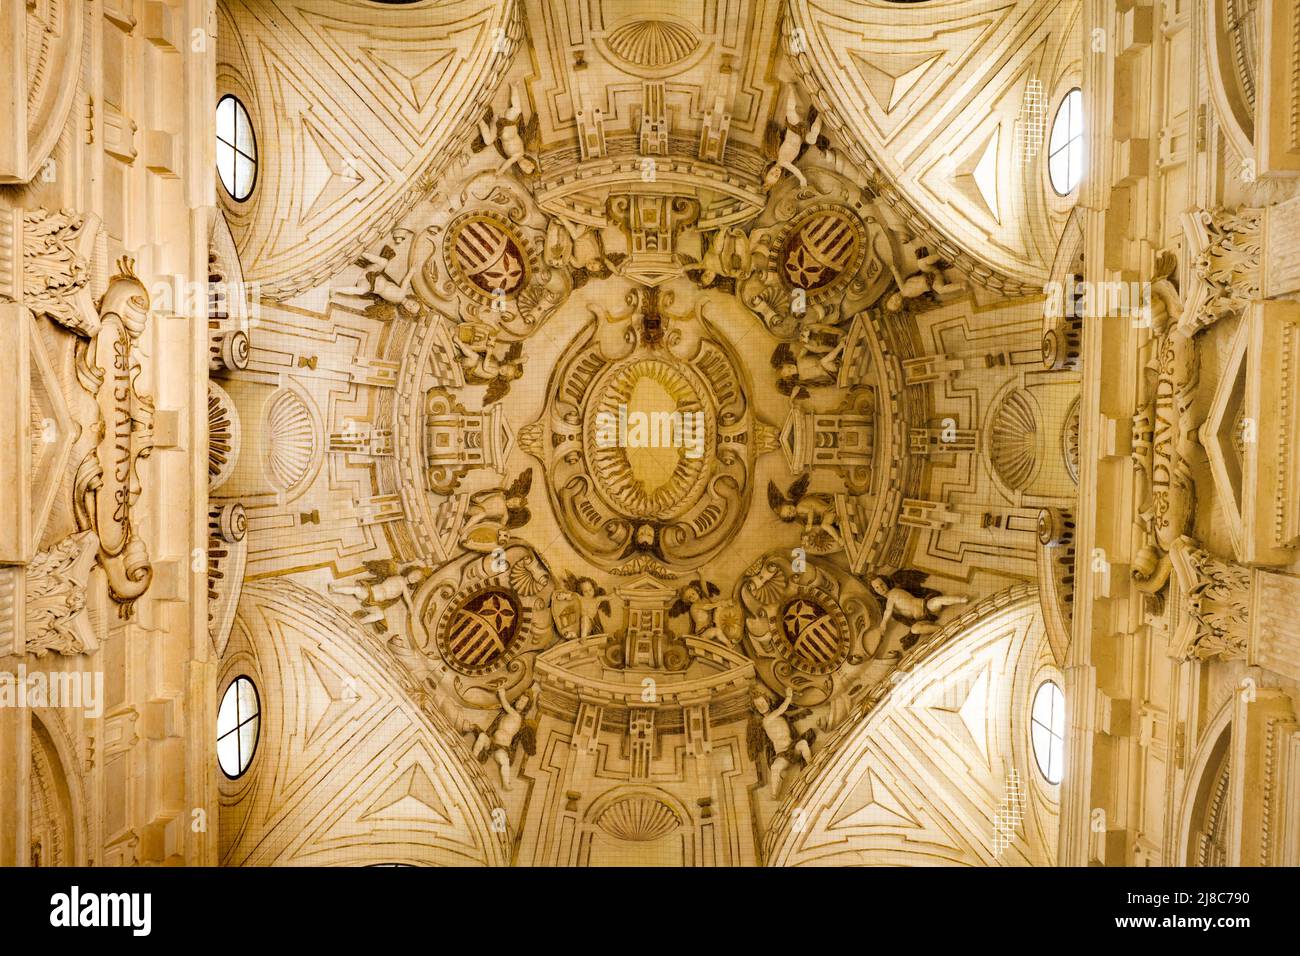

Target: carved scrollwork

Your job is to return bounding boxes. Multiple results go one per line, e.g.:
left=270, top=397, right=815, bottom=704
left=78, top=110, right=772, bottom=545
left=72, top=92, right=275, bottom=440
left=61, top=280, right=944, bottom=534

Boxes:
left=738, top=551, right=887, bottom=710
left=1130, top=253, right=1203, bottom=596
left=413, top=544, right=557, bottom=710
left=525, top=288, right=772, bottom=575
left=69, top=259, right=156, bottom=615
left=411, top=172, right=572, bottom=339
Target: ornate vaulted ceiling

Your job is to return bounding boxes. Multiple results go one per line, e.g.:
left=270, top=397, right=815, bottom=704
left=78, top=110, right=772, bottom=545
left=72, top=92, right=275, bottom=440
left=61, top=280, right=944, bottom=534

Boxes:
left=210, top=0, right=1081, bottom=865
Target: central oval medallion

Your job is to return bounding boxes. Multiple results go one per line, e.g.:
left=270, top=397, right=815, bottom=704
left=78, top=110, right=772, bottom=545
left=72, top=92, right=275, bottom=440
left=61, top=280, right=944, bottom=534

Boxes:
left=585, top=358, right=714, bottom=519
left=524, top=303, right=763, bottom=575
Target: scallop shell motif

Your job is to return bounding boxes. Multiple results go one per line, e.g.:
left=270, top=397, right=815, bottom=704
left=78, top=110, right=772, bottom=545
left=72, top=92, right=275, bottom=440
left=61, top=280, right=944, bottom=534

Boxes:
left=606, top=20, right=699, bottom=69
left=596, top=797, right=681, bottom=842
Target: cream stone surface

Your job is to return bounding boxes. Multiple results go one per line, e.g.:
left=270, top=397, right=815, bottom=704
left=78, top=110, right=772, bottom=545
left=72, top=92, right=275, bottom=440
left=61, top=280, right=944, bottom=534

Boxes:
left=0, top=0, right=1296, bottom=869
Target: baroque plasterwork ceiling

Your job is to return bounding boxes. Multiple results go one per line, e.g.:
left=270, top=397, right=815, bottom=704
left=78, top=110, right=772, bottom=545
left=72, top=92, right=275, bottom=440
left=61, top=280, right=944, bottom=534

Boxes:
left=211, top=0, right=1080, bottom=864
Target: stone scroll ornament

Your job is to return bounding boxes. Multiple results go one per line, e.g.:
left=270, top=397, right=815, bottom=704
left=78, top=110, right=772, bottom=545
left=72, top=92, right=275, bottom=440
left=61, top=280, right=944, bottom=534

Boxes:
left=71, top=259, right=156, bottom=615
left=1129, top=251, right=1201, bottom=596
left=403, top=170, right=574, bottom=341
left=522, top=289, right=770, bottom=577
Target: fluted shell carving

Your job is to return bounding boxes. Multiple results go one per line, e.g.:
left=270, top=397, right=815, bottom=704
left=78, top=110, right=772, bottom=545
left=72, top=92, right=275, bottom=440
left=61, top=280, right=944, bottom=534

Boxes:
left=596, top=797, right=681, bottom=842
left=989, top=390, right=1039, bottom=491
left=606, top=20, right=699, bottom=69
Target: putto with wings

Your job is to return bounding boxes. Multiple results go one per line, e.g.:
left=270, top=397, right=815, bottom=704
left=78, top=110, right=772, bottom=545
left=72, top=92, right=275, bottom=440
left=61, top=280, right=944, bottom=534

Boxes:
left=767, top=473, right=843, bottom=553
left=472, top=683, right=539, bottom=790
left=867, top=569, right=970, bottom=650
left=459, top=469, right=534, bottom=553
left=748, top=686, right=817, bottom=797
left=762, top=86, right=830, bottom=190
left=474, top=83, right=541, bottom=177
left=326, top=560, right=430, bottom=631
left=550, top=573, right=612, bottom=641
left=669, top=579, right=743, bottom=645
left=452, top=320, right=525, bottom=404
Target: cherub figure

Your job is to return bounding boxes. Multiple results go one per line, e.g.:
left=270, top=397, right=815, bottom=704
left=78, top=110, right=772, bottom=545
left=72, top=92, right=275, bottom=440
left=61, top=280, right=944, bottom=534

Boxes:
left=544, top=218, right=611, bottom=284
left=685, top=226, right=754, bottom=287
left=771, top=341, right=839, bottom=399
left=327, top=560, right=430, bottom=629
left=472, top=683, right=539, bottom=790
left=670, top=579, right=742, bottom=644
left=798, top=321, right=846, bottom=368
left=475, top=83, right=540, bottom=177
left=762, top=86, right=829, bottom=190
left=768, top=473, right=842, bottom=552
left=867, top=570, right=969, bottom=650
left=554, top=573, right=611, bottom=640
left=334, top=227, right=433, bottom=311
left=748, top=686, right=816, bottom=797
left=460, top=469, right=533, bottom=550
left=452, top=321, right=525, bottom=404
left=884, top=242, right=966, bottom=309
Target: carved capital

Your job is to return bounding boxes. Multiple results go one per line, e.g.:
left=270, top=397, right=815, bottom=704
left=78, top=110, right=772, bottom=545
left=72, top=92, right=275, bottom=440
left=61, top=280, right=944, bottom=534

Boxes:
left=1169, top=537, right=1251, bottom=663
left=1180, top=206, right=1262, bottom=335
left=20, top=208, right=102, bottom=336
left=25, top=531, right=101, bottom=657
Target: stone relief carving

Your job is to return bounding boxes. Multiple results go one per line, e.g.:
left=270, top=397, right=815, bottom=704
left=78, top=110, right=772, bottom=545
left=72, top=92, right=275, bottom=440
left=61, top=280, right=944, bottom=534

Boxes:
left=70, top=260, right=156, bottom=614
left=1180, top=207, right=1262, bottom=335
left=1130, top=251, right=1202, bottom=596
left=473, top=83, right=541, bottom=178
left=327, top=560, right=431, bottom=630
left=4, top=207, right=159, bottom=626
left=471, top=682, right=540, bottom=789
left=748, top=686, right=816, bottom=797
left=1168, top=537, right=1250, bottom=662
left=761, top=86, right=829, bottom=190
left=409, top=543, right=555, bottom=712
left=231, top=37, right=1080, bottom=852
left=867, top=569, right=971, bottom=651
left=20, top=208, right=99, bottom=335
left=24, top=531, right=101, bottom=657
left=524, top=290, right=771, bottom=576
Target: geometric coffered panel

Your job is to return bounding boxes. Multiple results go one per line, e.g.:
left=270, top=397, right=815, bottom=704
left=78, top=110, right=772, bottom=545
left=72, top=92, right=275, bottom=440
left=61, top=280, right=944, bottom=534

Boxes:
left=786, top=0, right=1081, bottom=294
left=217, top=0, right=518, bottom=299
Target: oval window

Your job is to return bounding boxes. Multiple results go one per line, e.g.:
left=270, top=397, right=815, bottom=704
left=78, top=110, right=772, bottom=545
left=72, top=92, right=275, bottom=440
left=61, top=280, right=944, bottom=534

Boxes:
left=1047, top=88, right=1084, bottom=196
left=217, top=675, right=261, bottom=778
left=216, top=94, right=257, bottom=202
left=1030, top=680, right=1066, bottom=784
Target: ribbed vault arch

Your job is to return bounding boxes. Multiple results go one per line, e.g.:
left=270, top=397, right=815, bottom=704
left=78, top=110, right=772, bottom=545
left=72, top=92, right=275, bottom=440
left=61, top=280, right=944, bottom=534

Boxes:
left=219, top=579, right=510, bottom=866
left=764, top=586, right=1060, bottom=866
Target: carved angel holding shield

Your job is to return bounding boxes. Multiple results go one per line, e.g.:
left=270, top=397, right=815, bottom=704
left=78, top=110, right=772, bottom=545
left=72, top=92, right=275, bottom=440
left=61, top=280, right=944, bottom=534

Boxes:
left=550, top=573, right=611, bottom=641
